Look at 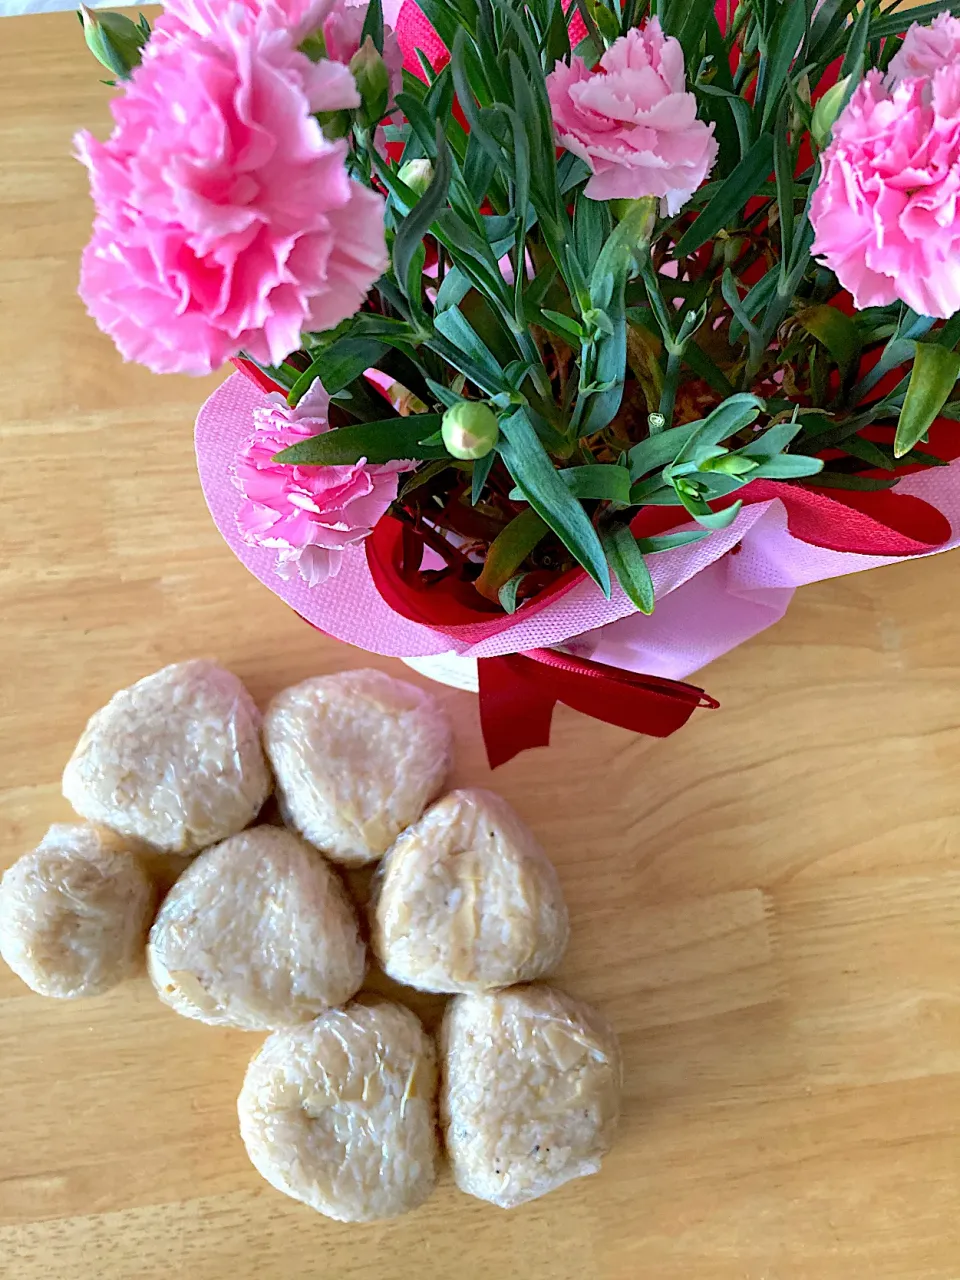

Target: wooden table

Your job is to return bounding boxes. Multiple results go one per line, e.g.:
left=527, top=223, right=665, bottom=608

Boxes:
left=3, top=10, right=960, bottom=1278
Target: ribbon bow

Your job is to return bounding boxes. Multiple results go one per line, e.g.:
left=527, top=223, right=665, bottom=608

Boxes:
left=478, top=649, right=718, bottom=768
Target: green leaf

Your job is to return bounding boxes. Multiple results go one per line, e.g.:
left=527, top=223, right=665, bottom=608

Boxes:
left=360, top=0, right=384, bottom=54
left=273, top=415, right=447, bottom=465
left=471, top=449, right=496, bottom=504
left=331, top=374, right=398, bottom=423
left=635, top=529, right=712, bottom=553
left=807, top=471, right=900, bottom=491
left=573, top=191, right=612, bottom=280
left=894, top=342, right=960, bottom=457
left=674, top=393, right=765, bottom=461
left=543, top=0, right=571, bottom=67
left=836, top=435, right=899, bottom=472
left=393, top=127, right=453, bottom=302
left=760, top=0, right=805, bottom=128
left=935, top=310, right=960, bottom=352
left=412, top=0, right=463, bottom=49
left=558, top=152, right=590, bottom=193
left=674, top=0, right=717, bottom=65
left=748, top=454, right=825, bottom=479
left=504, top=59, right=534, bottom=219
left=839, top=0, right=871, bottom=79
left=474, top=507, right=549, bottom=601
left=557, top=464, right=632, bottom=503
left=680, top=338, right=737, bottom=397
left=424, top=376, right=463, bottom=409
left=399, top=456, right=455, bottom=498
left=628, top=421, right=704, bottom=480
left=579, top=315, right=628, bottom=434
left=435, top=266, right=472, bottom=312
left=333, top=314, right=423, bottom=347
left=721, top=270, right=761, bottom=344
left=539, top=308, right=583, bottom=343
left=450, top=30, right=501, bottom=159
left=463, top=131, right=497, bottom=203
left=576, top=199, right=657, bottom=435
left=433, top=208, right=510, bottom=303
left=738, top=419, right=801, bottom=458
left=288, top=338, right=390, bottom=402
left=395, top=92, right=442, bottom=158
left=795, top=304, right=861, bottom=367
left=573, top=0, right=604, bottom=62
left=431, top=306, right=504, bottom=395
left=241, top=354, right=296, bottom=392
left=867, top=1, right=947, bottom=44
left=498, top=410, right=611, bottom=595
left=697, top=83, right=753, bottom=163
left=674, top=134, right=774, bottom=258
left=728, top=270, right=778, bottom=344
left=772, top=98, right=795, bottom=266
left=674, top=487, right=744, bottom=529
left=498, top=574, right=526, bottom=614
left=600, top=523, right=655, bottom=614
left=808, top=0, right=858, bottom=56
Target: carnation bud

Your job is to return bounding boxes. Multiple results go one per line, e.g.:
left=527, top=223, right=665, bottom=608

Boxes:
left=441, top=402, right=500, bottom=460
left=79, top=5, right=148, bottom=80
left=609, top=196, right=658, bottom=243
left=811, top=76, right=851, bottom=148
left=722, top=232, right=744, bottom=265
left=350, top=36, right=391, bottom=128
left=701, top=453, right=758, bottom=476
left=397, top=158, right=434, bottom=199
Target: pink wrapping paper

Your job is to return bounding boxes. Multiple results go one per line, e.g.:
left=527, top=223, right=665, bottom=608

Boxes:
left=195, top=371, right=960, bottom=678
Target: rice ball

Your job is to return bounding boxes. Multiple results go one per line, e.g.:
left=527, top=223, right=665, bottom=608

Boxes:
left=238, top=999, right=439, bottom=1222
left=0, top=824, right=155, bottom=999
left=440, top=984, right=622, bottom=1208
left=63, top=660, right=271, bottom=855
left=147, top=826, right=365, bottom=1030
left=371, top=789, right=569, bottom=993
left=263, top=669, right=453, bottom=867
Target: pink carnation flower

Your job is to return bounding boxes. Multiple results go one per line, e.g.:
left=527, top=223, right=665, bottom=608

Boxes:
left=545, top=19, right=717, bottom=213
left=76, top=10, right=387, bottom=375
left=233, top=380, right=415, bottom=587
left=810, top=69, right=960, bottom=320
left=158, top=0, right=330, bottom=43
left=888, top=12, right=960, bottom=83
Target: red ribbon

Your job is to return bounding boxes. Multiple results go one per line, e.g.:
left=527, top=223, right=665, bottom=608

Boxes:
left=230, top=356, right=285, bottom=395
left=478, top=649, right=718, bottom=768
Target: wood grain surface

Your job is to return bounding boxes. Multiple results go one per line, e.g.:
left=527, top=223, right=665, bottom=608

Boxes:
left=3, top=9, right=960, bottom=1279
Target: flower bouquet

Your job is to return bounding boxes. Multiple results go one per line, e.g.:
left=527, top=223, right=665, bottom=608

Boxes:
left=76, top=0, right=960, bottom=763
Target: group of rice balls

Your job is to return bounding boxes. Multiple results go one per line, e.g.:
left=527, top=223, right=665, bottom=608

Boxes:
left=0, top=660, right=621, bottom=1222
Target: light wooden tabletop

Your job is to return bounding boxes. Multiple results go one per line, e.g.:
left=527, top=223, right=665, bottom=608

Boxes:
left=3, top=9, right=960, bottom=1279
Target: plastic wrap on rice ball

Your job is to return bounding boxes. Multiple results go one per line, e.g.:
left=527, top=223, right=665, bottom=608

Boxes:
left=62, top=660, right=271, bottom=855
left=263, top=669, right=453, bottom=867
left=371, top=789, right=569, bottom=993
left=441, top=984, right=622, bottom=1208
left=147, top=826, right=365, bottom=1030
left=238, top=999, right=439, bottom=1222
left=0, top=824, right=156, bottom=998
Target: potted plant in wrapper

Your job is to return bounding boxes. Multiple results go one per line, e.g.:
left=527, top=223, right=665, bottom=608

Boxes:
left=75, top=0, right=960, bottom=765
